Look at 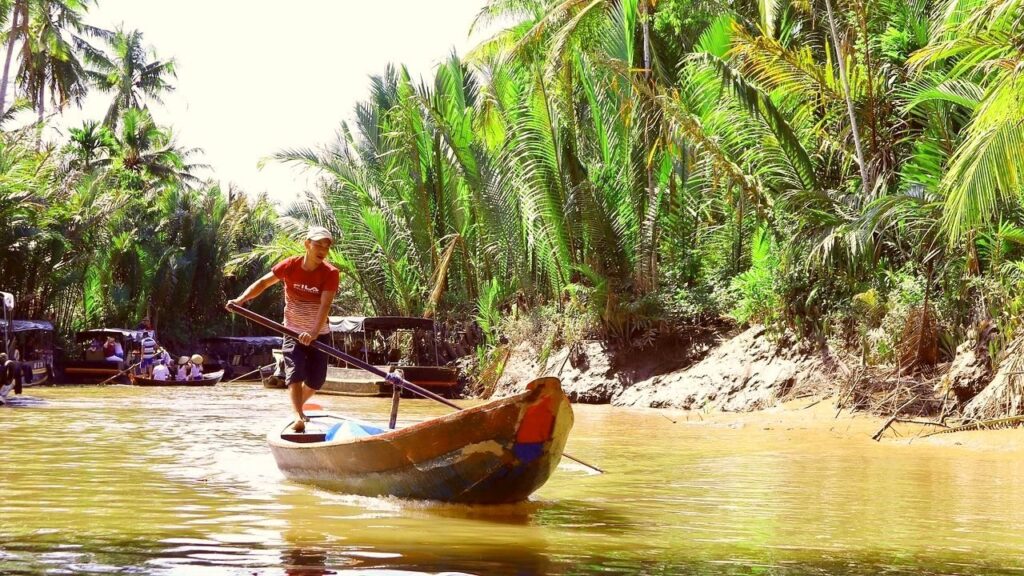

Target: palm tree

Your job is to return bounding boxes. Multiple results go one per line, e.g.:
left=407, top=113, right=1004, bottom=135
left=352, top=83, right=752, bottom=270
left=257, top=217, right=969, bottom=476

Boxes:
left=16, top=0, right=98, bottom=123
left=83, top=27, right=175, bottom=126
left=0, top=0, right=26, bottom=114
left=908, top=0, right=1024, bottom=242
left=98, top=107, right=205, bottom=190
left=63, top=118, right=114, bottom=171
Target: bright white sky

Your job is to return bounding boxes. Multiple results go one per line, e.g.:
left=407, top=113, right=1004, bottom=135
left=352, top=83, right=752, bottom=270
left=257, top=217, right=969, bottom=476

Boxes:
left=49, top=0, right=487, bottom=208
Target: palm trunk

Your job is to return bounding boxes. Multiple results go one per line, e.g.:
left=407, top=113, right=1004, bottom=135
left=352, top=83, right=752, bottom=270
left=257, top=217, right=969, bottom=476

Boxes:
left=823, top=0, right=870, bottom=195
left=640, top=0, right=657, bottom=292
left=0, top=1, right=23, bottom=114
left=36, top=79, right=43, bottom=123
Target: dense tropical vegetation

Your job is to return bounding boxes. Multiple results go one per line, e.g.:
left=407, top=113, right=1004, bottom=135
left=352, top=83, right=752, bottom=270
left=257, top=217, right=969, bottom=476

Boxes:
left=3, top=0, right=1024, bottom=407
left=0, top=0, right=278, bottom=350
left=276, top=0, right=1024, bottom=374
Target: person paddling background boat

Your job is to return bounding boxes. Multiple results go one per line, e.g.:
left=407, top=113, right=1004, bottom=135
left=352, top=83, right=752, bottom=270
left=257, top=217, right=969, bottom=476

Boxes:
left=227, top=225, right=339, bottom=432
left=0, top=352, right=21, bottom=403
left=140, top=332, right=157, bottom=377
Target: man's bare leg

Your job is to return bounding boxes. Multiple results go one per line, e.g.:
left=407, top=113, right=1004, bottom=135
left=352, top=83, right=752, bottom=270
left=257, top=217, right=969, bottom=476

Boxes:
left=302, top=385, right=317, bottom=404
left=289, top=381, right=307, bottom=431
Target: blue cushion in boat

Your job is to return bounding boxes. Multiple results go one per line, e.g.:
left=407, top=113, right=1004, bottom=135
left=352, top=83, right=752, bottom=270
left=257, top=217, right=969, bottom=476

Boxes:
left=325, top=420, right=386, bottom=441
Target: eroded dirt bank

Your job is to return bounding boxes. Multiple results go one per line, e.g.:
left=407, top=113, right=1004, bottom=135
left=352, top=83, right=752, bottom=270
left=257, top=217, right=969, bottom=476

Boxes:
left=492, top=325, right=839, bottom=411
left=487, top=322, right=1024, bottom=446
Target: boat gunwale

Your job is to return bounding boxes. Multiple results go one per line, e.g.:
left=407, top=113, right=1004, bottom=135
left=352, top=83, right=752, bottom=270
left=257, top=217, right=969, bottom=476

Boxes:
left=266, top=382, right=550, bottom=450
left=131, top=369, right=225, bottom=386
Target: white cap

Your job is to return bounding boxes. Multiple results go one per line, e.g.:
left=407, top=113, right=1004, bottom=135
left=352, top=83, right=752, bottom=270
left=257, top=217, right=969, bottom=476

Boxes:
left=306, top=226, right=333, bottom=242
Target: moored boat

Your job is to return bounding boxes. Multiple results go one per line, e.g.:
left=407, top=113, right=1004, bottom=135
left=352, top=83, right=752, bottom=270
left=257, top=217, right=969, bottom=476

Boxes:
left=199, top=335, right=281, bottom=381
left=130, top=369, right=224, bottom=387
left=60, top=328, right=147, bottom=383
left=262, top=349, right=286, bottom=388
left=0, top=319, right=55, bottom=387
left=267, top=376, right=573, bottom=504
left=321, top=316, right=459, bottom=397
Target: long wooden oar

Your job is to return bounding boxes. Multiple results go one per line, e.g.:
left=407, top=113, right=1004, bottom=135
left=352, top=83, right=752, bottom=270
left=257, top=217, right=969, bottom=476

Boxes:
left=226, top=303, right=604, bottom=474
left=226, top=362, right=277, bottom=384
left=99, top=361, right=141, bottom=385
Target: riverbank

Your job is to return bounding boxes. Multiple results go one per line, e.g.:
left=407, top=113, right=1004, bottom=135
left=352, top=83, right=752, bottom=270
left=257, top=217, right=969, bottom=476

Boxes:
left=488, top=322, right=1024, bottom=444
left=657, top=397, right=1024, bottom=452
left=491, top=324, right=839, bottom=411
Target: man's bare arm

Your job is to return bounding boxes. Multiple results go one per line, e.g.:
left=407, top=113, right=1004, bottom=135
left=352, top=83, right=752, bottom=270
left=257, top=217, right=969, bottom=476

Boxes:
left=227, top=272, right=280, bottom=308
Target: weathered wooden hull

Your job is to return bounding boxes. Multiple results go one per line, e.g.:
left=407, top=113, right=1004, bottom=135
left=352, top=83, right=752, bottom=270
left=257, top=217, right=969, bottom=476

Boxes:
left=61, top=360, right=125, bottom=383
left=16, top=360, right=49, bottom=387
left=131, top=370, right=224, bottom=387
left=268, top=377, right=573, bottom=504
left=321, top=365, right=459, bottom=397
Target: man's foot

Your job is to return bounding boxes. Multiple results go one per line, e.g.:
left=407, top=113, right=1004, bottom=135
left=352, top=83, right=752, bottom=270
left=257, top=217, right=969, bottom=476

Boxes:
left=290, top=419, right=306, bottom=433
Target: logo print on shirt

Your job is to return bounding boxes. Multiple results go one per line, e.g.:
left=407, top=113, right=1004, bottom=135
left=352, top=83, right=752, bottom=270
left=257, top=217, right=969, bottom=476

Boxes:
left=293, top=283, right=321, bottom=295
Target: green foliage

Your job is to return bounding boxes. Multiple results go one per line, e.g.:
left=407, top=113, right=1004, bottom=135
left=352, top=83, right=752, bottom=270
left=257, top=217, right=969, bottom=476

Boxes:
left=9, top=0, right=1024, bottom=379
left=727, top=228, right=780, bottom=327
left=475, top=278, right=506, bottom=346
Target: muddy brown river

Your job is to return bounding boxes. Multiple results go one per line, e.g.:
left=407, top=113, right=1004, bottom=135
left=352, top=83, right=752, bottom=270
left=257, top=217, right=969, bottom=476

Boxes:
left=2, top=384, right=1023, bottom=574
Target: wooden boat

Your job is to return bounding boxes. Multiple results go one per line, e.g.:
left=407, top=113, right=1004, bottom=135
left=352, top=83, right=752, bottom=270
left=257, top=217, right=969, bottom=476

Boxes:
left=199, top=335, right=282, bottom=381
left=60, top=328, right=147, bottom=383
left=322, top=316, right=459, bottom=397
left=267, top=376, right=573, bottom=504
left=0, top=319, right=55, bottom=387
left=321, top=365, right=459, bottom=397
left=130, top=369, right=224, bottom=387
left=262, top=349, right=287, bottom=388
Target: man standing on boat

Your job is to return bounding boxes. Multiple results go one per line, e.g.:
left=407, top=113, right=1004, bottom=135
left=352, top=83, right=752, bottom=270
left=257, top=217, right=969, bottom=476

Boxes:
left=227, top=226, right=339, bottom=432
left=0, top=352, right=21, bottom=402
left=140, top=332, right=157, bottom=377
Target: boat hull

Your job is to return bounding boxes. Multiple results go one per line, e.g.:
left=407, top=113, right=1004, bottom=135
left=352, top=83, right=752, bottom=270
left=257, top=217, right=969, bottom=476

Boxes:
left=60, top=360, right=126, bottom=383
left=268, top=377, right=573, bottom=504
left=17, top=360, right=49, bottom=387
left=321, top=365, right=459, bottom=397
left=131, top=370, right=224, bottom=387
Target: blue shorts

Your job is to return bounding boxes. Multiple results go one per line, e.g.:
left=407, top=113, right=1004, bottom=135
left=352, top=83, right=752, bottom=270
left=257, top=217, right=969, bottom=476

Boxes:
left=141, top=357, right=154, bottom=370
left=282, top=334, right=330, bottom=390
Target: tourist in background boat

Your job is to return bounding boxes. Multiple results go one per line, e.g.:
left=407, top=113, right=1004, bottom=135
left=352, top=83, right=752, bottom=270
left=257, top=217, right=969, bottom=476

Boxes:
left=227, top=225, right=339, bottom=433
left=140, top=332, right=157, bottom=377
left=176, top=357, right=188, bottom=381
left=158, top=346, right=172, bottom=368
left=189, top=354, right=204, bottom=380
left=152, top=360, right=169, bottom=381
left=103, top=336, right=123, bottom=362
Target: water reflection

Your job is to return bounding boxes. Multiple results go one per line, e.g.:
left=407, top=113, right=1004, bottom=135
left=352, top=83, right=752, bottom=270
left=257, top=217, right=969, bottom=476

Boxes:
left=280, top=547, right=336, bottom=575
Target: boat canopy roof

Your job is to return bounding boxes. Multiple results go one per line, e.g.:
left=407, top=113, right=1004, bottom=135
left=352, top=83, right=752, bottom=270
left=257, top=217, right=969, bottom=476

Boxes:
left=75, top=328, right=148, bottom=341
left=0, top=319, right=54, bottom=333
left=200, top=336, right=283, bottom=346
left=329, top=316, right=435, bottom=333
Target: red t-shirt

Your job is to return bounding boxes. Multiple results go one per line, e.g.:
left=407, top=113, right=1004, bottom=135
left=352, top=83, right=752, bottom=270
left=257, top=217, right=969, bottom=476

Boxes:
left=272, top=255, right=340, bottom=334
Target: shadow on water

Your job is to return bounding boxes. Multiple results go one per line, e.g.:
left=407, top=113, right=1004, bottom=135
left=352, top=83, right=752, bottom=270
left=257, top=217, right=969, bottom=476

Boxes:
left=373, top=497, right=639, bottom=533
left=0, top=395, right=47, bottom=407
left=275, top=541, right=554, bottom=576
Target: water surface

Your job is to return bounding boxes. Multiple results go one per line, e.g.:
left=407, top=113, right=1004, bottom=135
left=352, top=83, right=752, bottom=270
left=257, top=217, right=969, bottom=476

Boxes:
left=2, top=385, right=1023, bottom=575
